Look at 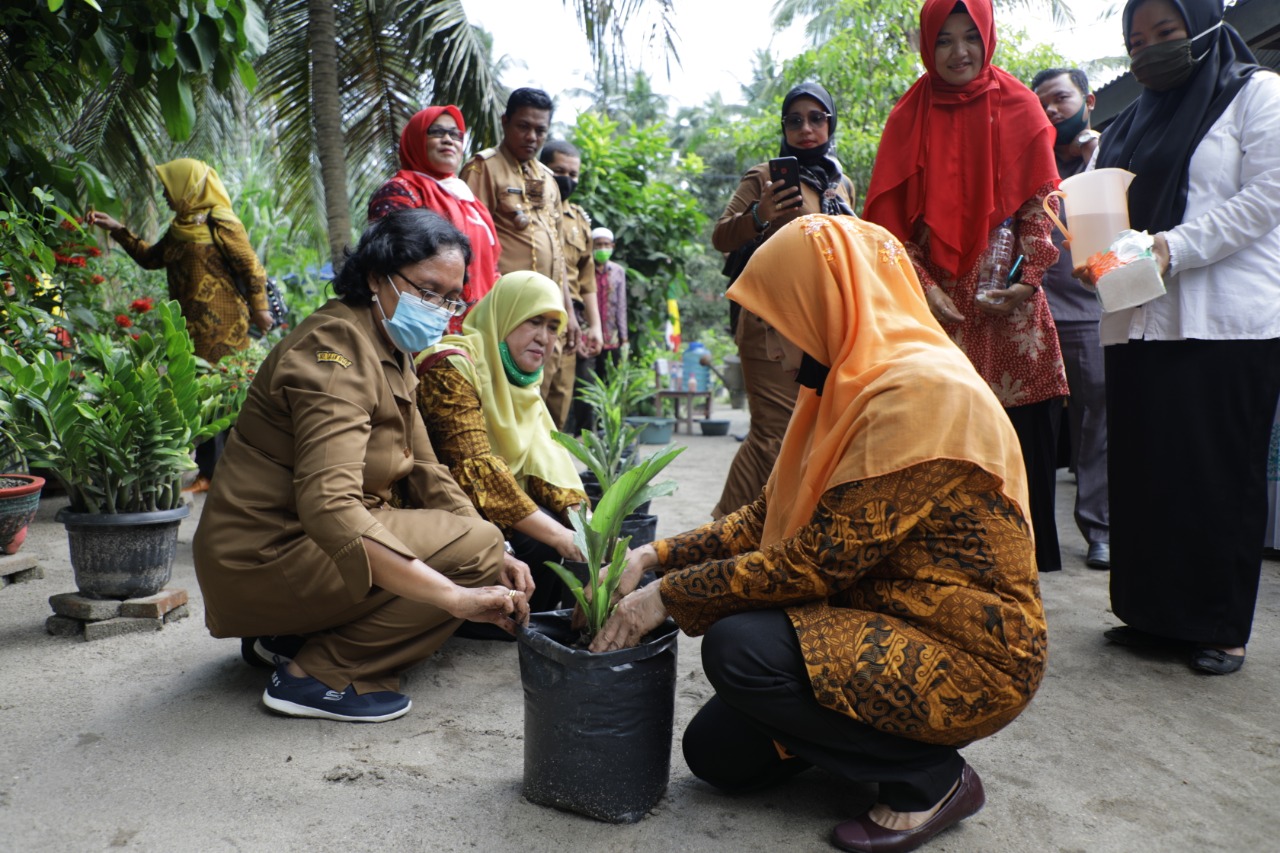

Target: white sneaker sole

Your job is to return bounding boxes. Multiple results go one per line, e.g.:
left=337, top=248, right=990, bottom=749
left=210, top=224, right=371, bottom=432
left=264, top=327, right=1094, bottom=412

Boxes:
left=253, top=639, right=294, bottom=667
left=261, top=690, right=411, bottom=723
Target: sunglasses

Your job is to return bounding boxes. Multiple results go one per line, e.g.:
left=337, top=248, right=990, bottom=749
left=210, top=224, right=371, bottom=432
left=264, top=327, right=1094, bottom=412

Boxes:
left=426, top=126, right=465, bottom=143
left=783, top=110, right=831, bottom=131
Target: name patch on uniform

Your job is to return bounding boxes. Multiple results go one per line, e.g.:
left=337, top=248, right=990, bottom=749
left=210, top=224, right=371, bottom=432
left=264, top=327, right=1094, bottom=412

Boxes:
left=316, top=350, right=352, bottom=368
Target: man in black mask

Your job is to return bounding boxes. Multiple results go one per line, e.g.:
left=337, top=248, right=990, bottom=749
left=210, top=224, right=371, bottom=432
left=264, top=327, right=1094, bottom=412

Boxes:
left=540, top=138, right=602, bottom=428
left=1031, top=67, right=1110, bottom=570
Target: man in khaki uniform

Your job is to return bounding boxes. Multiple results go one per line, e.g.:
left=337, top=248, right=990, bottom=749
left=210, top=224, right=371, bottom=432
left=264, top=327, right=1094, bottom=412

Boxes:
left=540, top=138, right=603, bottom=428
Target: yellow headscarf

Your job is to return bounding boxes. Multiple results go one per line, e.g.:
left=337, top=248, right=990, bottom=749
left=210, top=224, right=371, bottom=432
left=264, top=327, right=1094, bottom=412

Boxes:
left=728, top=215, right=1029, bottom=546
left=155, top=159, right=240, bottom=244
left=418, top=271, right=582, bottom=493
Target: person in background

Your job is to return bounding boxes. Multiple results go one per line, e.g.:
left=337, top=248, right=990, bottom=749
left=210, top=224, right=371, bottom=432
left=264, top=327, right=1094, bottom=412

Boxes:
left=368, top=104, right=501, bottom=333
left=864, top=0, right=1068, bottom=574
left=594, top=216, right=1046, bottom=853
left=567, top=225, right=630, bottom=433
left=710, top=81, right=856, bottom=520
left=1031, top=67, right=1110, bottom=570
left=1094, top=0, right=1280, bottom=674
left=540, top=138, right=603, bottom=429
left=416, top=272, right=587, bottom=616
left=193, top=209, right=529, bottom=722
left=88, top=158, right=272, bottom=493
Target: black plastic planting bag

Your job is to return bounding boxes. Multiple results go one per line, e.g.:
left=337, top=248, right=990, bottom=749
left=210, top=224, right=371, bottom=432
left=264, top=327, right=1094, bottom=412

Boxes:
left=516, top=610, right=679, bottom=823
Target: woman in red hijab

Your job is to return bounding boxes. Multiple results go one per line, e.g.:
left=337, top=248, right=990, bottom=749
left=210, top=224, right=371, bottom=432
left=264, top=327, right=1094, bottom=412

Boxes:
left=864, top=0, right=1069, bottom=575
left=369, top=106, right=502, bottom=332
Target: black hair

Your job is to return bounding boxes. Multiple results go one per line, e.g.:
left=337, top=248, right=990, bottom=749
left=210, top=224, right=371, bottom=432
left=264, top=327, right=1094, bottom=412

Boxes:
left=503, top=87, right=554, bottom=119
left=1030, top=67, right=1090, bottom=96
left=539, top=138, right=580, bottom=166
left=332, top=208, right=472, bottom=305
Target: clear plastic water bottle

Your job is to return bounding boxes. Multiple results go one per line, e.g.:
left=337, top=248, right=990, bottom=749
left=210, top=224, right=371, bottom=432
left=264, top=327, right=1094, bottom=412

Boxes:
left=976, top=218, right=1015, bottom=304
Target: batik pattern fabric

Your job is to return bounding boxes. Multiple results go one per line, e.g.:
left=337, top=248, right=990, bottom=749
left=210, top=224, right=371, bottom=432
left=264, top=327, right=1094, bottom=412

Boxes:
left=656, top=458, right=1047, bottom=746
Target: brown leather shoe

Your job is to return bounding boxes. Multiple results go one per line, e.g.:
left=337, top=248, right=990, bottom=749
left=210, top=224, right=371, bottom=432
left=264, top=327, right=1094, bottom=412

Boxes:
left=831, top=764, right=985, bottom=853
left=182, top=475, right=211, bottom=494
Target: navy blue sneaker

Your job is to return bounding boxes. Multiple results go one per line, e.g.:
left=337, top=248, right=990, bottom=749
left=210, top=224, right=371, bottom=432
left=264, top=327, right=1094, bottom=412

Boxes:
left=262, top=664, right=411, bottom=722
left=241, top=635, right=307, bottom=668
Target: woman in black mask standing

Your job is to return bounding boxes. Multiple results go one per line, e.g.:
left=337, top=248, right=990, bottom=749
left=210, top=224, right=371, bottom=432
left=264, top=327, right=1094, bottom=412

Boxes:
left=711, top=82, right=856, bottom=520
left=1095, top=0, right=1280, bottom=674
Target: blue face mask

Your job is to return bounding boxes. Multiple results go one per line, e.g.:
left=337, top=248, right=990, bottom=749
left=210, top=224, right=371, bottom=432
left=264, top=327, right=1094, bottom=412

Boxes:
left=376, top=278, right=453, bottom=353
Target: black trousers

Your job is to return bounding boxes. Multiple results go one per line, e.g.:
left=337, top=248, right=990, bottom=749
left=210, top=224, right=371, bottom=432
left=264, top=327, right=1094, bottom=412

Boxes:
left=1005, top=398, right=1062, bottom=572
left=194, top=429, right=228, bottom=480
left=509, top=507, right=571, bottom=613
left=1107, top=338, right=1280, bottom=645
left=683, top=610, right=964, bottom=811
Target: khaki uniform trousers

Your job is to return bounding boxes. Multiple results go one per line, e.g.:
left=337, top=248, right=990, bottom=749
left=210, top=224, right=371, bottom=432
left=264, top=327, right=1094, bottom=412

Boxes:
left=541, top=330, right=576, bottom=429
left=713, top=309, right=800, bottom=518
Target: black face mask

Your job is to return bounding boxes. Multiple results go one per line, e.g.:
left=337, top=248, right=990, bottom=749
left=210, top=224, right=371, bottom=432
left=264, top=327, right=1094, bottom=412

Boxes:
left=1130, top=39, right=1197, bottom=92
left=1054, top=101, right=1089, bottom=145
left=553, top=175, right=577, bottom=201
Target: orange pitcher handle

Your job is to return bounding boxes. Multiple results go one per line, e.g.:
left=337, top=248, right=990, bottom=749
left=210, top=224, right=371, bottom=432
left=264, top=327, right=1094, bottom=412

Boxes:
left=1043, top=190, right=1070, bottom=242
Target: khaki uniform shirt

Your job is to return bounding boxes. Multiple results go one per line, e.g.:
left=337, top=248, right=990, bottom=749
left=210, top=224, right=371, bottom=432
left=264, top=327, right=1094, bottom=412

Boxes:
left=462, top=146, right=565, bottom=283
left=193, top=299, right=485, bottom=637
left=561, top=202, right=596, bottom=301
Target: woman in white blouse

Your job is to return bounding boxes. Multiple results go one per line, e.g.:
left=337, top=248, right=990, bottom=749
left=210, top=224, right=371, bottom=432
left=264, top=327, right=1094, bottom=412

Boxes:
left=1095, top=0, right=1280, bottom=674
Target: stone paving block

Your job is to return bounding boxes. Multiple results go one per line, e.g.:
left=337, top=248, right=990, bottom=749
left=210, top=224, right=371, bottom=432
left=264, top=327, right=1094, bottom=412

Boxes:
left=45, top=614, right=84, bottom=638
left=48, top=592, right=122, bottom=622
left=120, top=588, right=188, bottom=619
left=163, top=604, right=190, bottom=624
left=1, top=553, right=42, bottom=588
left=83, top=616, right=163, bottom=642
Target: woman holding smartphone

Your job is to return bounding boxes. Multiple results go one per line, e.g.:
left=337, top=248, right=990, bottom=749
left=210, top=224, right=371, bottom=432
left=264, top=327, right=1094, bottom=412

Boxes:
left=711, top=81, right=856, bottom=521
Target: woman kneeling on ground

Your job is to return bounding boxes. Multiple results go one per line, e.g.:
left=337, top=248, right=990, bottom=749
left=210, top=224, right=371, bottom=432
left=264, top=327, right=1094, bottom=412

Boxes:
left=594, top=215, right=1047, bottom=853
left=193, top=208, right=530, bottom=723
left=416, top=271, right=587, bottom=617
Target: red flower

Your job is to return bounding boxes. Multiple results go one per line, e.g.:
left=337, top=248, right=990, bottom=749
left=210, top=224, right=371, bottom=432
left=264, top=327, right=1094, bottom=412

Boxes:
left=131, top=333, right=140, bottom=340
left=54, top=253, right=72, bottom=265
left=114, top=314, right=133, bottom=329
left=130, top=297, right=154, bottom=313
left=86, top=247, right=102, bottom=257
left=90, top=275, right=105, bottom=285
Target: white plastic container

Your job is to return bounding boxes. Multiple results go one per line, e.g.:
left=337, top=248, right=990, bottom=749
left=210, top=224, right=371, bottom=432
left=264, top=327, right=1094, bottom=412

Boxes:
left=1043, top=168, right=1136, bottom=271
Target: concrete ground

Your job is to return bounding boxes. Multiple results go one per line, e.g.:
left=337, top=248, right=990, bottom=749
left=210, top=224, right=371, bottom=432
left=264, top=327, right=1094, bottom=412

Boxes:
left=1, top=401, right=1277, bottom=853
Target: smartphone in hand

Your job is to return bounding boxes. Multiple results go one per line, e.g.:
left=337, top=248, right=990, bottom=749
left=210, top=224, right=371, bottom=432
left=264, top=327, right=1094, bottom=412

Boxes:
left=768, top=156, right=801, bottom=195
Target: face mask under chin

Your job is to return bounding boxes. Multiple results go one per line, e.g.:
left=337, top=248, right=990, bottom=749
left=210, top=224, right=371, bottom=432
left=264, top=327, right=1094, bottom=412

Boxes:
left=1054, top=102, right=1089, bottom=145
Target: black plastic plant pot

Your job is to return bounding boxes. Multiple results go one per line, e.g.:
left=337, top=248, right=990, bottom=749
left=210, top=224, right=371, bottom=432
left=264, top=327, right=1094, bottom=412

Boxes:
left=619, top=512, right=658, bottom=547
left=516, top=610, right=678, bottom=823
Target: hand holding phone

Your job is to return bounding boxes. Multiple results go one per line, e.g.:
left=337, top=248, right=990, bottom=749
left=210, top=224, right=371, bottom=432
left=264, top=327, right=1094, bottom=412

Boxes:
left=760, top=156, right=803, bottom=226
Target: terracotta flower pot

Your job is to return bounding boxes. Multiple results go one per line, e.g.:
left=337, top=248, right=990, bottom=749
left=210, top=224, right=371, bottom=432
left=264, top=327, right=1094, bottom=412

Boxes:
left=0, top=474, right=45, bottom=555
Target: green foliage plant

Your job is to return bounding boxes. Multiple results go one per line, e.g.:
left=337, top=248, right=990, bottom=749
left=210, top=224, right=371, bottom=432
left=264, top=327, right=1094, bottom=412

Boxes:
left=564, top=347, right=655, bottom=491
left=0, top=300, right=232, bottom=513
left=545, top=443, right=685, bottom=639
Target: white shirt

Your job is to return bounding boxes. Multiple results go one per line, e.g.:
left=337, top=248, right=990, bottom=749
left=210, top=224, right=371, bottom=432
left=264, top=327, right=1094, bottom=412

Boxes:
left=1100, top=71, right=1280, bottom=346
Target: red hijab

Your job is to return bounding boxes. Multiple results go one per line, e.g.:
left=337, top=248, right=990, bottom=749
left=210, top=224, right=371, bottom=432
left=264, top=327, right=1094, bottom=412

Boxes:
left=390, top=106, right=501, bottom=326
left=862, top=0, right=1057, bottom=278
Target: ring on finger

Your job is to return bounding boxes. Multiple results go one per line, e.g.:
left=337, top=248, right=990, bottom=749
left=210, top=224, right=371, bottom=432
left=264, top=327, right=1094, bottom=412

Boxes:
left=506, top=589, right=519, bottom=599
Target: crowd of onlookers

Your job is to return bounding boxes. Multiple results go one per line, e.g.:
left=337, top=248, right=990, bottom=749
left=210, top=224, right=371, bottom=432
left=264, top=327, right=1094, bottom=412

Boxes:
left=88, top=0, right=1280, bottom=849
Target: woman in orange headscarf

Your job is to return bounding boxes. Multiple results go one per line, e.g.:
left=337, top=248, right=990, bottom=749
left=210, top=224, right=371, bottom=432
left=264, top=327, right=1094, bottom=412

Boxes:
left=863, top=0, right=1068, bottom=575
left=594, top=216, right=1046, bottom=853
left=369, top=105, right=502, bottom=332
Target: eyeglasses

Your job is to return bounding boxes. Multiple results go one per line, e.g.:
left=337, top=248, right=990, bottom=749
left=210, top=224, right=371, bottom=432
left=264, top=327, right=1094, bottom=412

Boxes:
left=783, top=110, right=831, bottom=131
left=389, top=273, right=467, bottom=317
left=426, top=126, right=465, bottom=142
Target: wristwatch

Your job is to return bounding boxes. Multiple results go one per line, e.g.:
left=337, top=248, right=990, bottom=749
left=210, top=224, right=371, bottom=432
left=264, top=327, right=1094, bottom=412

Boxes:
left=1075, top=129, right=1101, bottom=147
left=503, top=540, right=515, bottom=556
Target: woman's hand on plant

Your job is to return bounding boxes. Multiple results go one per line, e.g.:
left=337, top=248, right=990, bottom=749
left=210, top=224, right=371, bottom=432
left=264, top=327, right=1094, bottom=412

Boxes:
left=555, top=528, right=584, bottom=562
left=975, top=283, right=1034, bottom=316
left=451, top=584, right=529, bottom=632
left=925, top=287, right=965, bottom=325
left=500, top=550, right=535, bottom=596
left=589, top=582, right=667, bottom=653
left=87, top=211, right=123, bottom=231
left=617, top=543, right=658, bottom=597
left=252, top=309, right=274, bottom=332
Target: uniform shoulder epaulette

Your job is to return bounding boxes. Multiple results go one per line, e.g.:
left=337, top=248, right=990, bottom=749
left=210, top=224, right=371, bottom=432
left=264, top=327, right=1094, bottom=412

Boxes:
left=474, top=147, right=499, bottom=161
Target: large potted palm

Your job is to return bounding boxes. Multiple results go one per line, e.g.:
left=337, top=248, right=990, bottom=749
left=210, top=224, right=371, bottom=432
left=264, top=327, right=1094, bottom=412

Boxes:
left=0, top=300, right=232, bottom=599
left=517, top=443, right=684, bottom=823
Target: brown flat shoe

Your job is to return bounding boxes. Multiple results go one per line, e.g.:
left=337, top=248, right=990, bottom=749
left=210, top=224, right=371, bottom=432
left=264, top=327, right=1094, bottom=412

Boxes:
left=831, top=764, right=985, bottom=853
left=182, top=475, right=212, bottom=494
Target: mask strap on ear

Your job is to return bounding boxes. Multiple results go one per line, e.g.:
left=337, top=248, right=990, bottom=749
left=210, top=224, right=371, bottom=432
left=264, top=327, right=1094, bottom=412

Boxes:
left=1191, top=19, right=1223, bottom=61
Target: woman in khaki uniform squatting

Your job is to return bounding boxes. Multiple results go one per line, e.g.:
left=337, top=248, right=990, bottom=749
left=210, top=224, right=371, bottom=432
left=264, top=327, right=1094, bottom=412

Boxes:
left=193, top=209, right=531, bottom=723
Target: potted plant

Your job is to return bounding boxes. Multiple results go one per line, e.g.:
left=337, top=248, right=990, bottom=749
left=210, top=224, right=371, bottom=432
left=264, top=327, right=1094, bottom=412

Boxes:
left=0, top=473, right=44, bottom=556
left=0, top=299, right=233, bottom=599
left=517, top=443, right=684, bottom=823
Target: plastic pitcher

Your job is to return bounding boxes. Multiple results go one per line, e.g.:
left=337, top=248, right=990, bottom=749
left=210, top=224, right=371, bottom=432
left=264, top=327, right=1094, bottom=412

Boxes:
left=1043, top=168, right=1135, bottom=271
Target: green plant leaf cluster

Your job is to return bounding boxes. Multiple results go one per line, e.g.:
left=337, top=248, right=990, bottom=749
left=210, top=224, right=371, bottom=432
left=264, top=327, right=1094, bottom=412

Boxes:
left=545, top=443, right=685, bottom=639
left=560, top=347, right=654, bottom=490
left=0, top=299, right=232, bottom=513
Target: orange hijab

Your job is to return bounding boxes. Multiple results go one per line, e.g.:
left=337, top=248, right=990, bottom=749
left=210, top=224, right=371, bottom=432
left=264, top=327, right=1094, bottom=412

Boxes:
left=727, top=215, right=1029, bottom=546
left=862, top=0, right=1057, bottom=278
